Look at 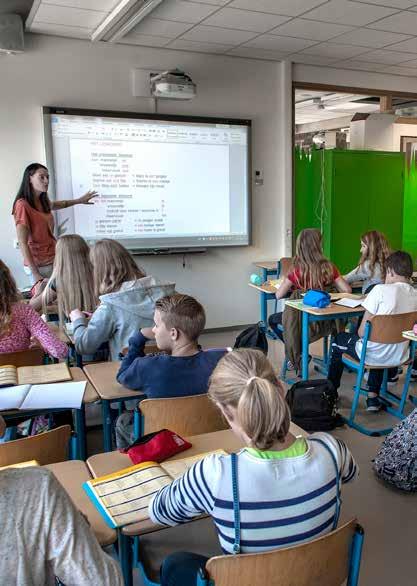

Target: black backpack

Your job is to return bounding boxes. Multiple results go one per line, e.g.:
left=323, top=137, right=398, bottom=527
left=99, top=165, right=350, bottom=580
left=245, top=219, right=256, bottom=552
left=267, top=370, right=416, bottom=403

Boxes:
left=286, top=379, right=343, bottom=432
left=234, top=322, right=268, bottom=355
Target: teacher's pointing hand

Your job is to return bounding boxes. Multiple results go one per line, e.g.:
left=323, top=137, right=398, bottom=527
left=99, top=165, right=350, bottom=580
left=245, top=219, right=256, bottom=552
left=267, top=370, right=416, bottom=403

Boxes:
left=76, top=190, right=99, bottom=205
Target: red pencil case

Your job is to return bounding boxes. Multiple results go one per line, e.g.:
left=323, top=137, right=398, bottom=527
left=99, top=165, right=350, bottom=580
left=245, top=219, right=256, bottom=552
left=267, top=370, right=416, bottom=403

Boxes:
left=121, top=429, right=192, bottom=464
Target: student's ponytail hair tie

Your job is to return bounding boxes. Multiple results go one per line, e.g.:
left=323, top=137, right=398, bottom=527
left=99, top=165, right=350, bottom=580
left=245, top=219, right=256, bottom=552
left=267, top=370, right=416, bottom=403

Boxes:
left=246, top=376, right=261, bottom=386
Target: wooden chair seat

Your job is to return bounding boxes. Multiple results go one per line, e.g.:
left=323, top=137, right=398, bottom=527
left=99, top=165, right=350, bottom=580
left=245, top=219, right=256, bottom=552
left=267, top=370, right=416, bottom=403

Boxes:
left=342, top=353, right=410, bottom=370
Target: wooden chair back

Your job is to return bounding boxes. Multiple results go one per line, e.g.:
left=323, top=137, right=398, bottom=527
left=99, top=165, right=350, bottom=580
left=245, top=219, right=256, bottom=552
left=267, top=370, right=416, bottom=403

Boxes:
left=0, top=346, right=45, bottom=367
left=140, top=394, right=228, bottom=436
left=0, top=425, right=71, bottom=467
left=368, top=311, right=417, bottom=344
left=279, top=257, right=293, bottom=278
left=205, top=519, right=358, bottom=586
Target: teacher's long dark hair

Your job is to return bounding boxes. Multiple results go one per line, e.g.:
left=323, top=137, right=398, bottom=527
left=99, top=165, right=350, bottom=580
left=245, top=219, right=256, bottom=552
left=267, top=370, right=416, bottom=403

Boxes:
left=11, top=163, right=51, bottom=214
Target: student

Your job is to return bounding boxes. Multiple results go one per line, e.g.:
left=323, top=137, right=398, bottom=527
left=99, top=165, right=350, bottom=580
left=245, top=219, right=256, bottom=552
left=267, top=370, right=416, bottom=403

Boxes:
left=344, top=231, right=391, bottom=294
left=116, top=294, right=226, bottom=447
left=69, top=239, right=175, bottom=360
left=30, top=234, right=97, bottom=321
left=327, top=251, right=417, bottom=412
left=269, top=228, right=351, bottom=340
left=0, top=259, right=67, bottom=359
left=12, top=163, right=97, bottom=284
left=0, top=434, right=123, bottom=584
left=149, top=348, right=357, bottom=585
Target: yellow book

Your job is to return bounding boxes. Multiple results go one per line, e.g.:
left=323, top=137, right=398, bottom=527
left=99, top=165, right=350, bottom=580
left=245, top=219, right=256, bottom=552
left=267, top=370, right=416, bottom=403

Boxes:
left=0, top=363, right=72, bottom=388
left=83, top=450, right=227, bottom=529
left=0, top=460, right=39, bottom=471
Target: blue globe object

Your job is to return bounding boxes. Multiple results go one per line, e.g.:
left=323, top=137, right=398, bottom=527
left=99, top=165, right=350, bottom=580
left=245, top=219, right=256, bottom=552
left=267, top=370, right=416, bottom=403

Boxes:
left=250, top=273, right=262, bottom=286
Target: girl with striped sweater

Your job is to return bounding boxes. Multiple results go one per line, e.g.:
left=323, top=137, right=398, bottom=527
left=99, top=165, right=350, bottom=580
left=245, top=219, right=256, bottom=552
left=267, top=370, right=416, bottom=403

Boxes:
left=149, top=349, right=358, bottom=586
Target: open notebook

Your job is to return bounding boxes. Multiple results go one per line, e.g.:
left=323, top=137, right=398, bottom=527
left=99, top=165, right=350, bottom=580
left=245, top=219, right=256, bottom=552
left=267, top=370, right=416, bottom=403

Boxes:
left=0, top=363, right=72, bottom=388
left=84, top=449, right=227, bottom=529
left=0, top=381, right=86, bottom=410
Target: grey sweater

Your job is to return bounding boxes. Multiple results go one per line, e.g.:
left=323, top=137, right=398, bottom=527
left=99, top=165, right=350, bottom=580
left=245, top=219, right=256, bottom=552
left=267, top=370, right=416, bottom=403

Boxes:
left=0, top=467, right=123, bottom=585
left=72, top=276, right=175, bottom=360
left=344, top=260, right=383, bottom=294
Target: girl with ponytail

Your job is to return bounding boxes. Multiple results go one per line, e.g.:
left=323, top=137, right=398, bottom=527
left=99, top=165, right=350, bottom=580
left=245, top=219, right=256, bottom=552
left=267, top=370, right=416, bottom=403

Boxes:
left=148, top=349, right=358, bottom=586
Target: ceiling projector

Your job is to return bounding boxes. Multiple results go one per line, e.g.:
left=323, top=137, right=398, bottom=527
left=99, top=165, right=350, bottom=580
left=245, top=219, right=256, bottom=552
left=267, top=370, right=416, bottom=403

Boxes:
left=150, top=69, right=196, bottom=100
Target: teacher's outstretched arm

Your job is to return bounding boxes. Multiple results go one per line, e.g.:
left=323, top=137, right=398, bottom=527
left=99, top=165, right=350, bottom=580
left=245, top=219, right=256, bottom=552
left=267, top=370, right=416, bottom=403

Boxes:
left=51, top=190, right=98, bottom=210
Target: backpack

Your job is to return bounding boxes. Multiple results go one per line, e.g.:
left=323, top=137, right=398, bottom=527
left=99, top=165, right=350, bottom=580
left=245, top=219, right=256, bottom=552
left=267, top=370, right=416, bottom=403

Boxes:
left=373, top=408, right=417, bottom=492
left=234, top=322, right=268, bottom=355
left=286, top=379, right=342, bottom=432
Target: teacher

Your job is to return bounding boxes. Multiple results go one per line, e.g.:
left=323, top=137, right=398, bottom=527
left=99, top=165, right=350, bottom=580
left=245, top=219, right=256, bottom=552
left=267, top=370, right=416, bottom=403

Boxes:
left=12, top=163, right=97, bottom=284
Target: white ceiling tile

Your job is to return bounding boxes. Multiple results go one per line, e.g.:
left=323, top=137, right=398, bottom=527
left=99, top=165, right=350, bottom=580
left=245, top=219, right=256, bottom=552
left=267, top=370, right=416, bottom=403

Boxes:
left=33, top=4, right=106, bottom=28
left=168, top=38, right=233, bottom=52
left=181, top=24, right=257, bottom=43
left=350, top=0, right=416, bottom=7
left=130, top=18, right=191, bottom=38
left=356, top=48, right=417, bottom=63
left=383, top=37, right=417, bottom=53
left=244, top=34, right=316, bottom=52
left=229, top=0, right=330, bottom=17
left=227, top=46, right=287, bottom=60
left=332, top=27, right=412, bottom=48
left=29, top=22, right=92, bottom=39
left=335, top=59, right=387, bottom=71
left=42, top=0, right=118, bottom=9
left=202, top=8, right=290, bottom=32
left=383, top=65, right=417, bottom=76
left=368, top=11, right=417, bottom=34
left=300, top=42, right=371, bottom=59
left=302, top=0, right=398, bottom=25
left=119, top=33, right=170, bottom=47
left=398, top=57, right=417, bottom=66
left=151, top=0, right=218, bottom=23
left=290, top=54, right=340, bottom=65
left=270, top=18, right=354, bottom=41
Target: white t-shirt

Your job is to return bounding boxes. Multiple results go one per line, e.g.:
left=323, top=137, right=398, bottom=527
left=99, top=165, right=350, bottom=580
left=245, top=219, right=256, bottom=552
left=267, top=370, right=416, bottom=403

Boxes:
left=356, top=282, right=417, bottom=366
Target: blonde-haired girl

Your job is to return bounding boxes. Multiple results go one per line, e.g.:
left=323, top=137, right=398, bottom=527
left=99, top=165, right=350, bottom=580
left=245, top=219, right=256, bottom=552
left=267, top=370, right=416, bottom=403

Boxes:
left=345, top=231, right=391, bottom=294
left=30, top=234, right=97, bottom=323
left=70, top=239, right=175, bottom=360
left=149, top=349, right=357, bottom=585
left=269, top=228, right=350, bottom=340
left=0, top=259, right=67, bottom=359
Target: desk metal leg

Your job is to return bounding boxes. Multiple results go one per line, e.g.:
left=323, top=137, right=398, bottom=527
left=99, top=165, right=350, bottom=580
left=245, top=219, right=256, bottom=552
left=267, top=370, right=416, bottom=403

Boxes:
left=260, top=292, right=267, bottom=324
left=118, top=531, right=133, bottom=586
left=102, top=400, right=113, bottom=452
left=74, top=404, right=86, bottom=460
left=261, top=268, right=267, bottom=282
left=301, top=312, right=309, bottom=380
left=133, top=410, right=142, bottom=441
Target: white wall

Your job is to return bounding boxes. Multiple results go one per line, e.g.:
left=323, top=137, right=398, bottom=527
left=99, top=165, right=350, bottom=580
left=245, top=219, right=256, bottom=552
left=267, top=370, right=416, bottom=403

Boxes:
left=393, top=123, right=417, bottom=151
left=0, top=33, right=288, bottom=328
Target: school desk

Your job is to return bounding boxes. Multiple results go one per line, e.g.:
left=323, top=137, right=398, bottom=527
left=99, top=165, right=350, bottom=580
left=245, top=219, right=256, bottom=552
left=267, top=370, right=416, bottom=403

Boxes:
left=86, top=425, right=306, bottom=585
left=248, top=280, right=282, bottom=325
left=1, top=367, right=98, bottom=460
left=45, top=460, right=117, bottom=546
left=402, top=330, right=417, bottom=408
left=285, top=299, right=365, bottom=381
left=253, top=260, right=279, bottom=281
left=83, top=361, right=144, bottom=453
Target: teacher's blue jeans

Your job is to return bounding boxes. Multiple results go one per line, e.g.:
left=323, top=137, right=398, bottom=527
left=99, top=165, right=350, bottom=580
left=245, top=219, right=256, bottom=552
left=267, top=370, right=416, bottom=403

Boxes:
left=160, top=552, right=209, bottom=586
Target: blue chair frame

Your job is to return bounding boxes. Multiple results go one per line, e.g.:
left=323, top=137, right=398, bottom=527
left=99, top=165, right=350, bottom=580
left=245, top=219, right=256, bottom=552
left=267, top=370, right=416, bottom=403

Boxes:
left=341, top=320, right=417, bottom=436
left=197, top=524, right=364, bottom=586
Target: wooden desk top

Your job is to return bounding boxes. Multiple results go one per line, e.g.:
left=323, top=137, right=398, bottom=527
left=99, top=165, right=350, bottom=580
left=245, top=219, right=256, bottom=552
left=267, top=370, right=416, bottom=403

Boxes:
left=285, top=299, right=365, bottom=317
left=86, top=424, right=307, bottom=537
left=46, top=460, right=116, bottom=546
left=253, top=260, right=278, bottom=271
left=248, top=280, right=283, bottom=294
left=83, top=361, right=143, bottom=401
left=402, top=330, right=417, bottom=342
left=71, top=367, right=99, bottom=404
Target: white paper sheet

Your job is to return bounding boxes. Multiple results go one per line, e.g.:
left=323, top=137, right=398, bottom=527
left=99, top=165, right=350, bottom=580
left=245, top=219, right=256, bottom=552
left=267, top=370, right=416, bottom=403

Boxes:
left=19, top=381, right=86, bottom=410
left=0, top=385, right=31, bottom=410
left=335, top=298, right=362, bottom=308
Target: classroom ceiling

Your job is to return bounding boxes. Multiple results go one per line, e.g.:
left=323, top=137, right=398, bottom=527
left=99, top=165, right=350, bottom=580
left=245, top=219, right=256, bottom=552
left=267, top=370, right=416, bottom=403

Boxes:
left=22, top=0, right=417, bottom=77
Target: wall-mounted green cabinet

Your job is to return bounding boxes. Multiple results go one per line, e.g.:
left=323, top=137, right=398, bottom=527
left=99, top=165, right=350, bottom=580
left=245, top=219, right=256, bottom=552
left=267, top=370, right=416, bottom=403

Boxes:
left=295, top=149, right=405, bottom=273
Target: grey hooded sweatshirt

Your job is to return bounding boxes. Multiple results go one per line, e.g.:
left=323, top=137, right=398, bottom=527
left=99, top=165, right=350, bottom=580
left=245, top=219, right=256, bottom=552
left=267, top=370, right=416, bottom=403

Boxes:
left=72, top=276, right=175, bottom=360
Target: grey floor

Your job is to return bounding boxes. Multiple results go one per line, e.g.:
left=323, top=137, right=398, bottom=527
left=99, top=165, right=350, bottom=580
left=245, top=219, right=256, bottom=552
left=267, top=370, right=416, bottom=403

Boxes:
left=88, top=330, right=417, bottom=586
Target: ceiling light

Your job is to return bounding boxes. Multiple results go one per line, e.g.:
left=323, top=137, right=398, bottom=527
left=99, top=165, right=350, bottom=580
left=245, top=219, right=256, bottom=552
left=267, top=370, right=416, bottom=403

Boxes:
left=92, top=0, right=164, bottom=43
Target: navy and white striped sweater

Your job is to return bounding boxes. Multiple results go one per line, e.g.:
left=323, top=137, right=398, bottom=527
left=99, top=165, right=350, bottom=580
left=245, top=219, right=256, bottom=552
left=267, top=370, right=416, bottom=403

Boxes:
left=149, top=433, right=358, bottom=554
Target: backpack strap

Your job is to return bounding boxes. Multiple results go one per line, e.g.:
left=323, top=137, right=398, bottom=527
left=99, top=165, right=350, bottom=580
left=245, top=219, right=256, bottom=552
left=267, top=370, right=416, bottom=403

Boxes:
left=309, top=437, right=341, bottom=530
left=231, top=453, right=241, bottom=554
